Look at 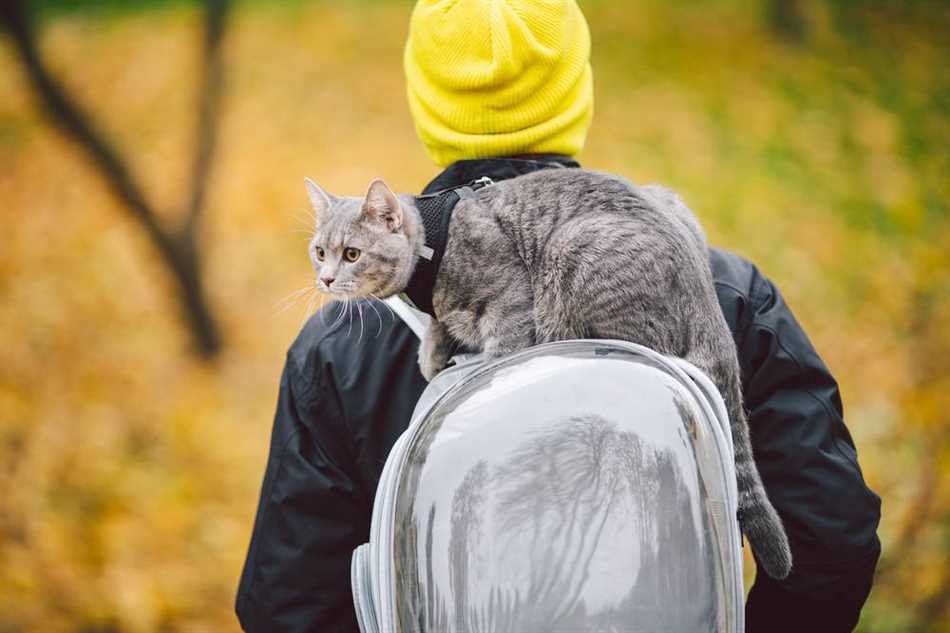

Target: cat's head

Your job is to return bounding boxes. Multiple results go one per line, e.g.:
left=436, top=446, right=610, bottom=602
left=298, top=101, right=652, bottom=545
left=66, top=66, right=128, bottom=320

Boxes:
left=304, top=177, right=421, bottom=299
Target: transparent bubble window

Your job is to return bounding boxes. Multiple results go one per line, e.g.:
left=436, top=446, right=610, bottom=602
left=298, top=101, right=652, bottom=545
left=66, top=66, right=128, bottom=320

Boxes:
left=356, top=341, right=743, bottom=633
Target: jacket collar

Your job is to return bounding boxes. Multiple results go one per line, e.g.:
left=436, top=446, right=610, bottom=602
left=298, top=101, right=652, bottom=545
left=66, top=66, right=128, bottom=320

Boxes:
left=421, top=154, right=580, bottom=194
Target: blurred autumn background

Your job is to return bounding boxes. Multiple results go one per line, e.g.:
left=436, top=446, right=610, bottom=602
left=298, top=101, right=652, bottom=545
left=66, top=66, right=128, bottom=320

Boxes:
left=0, top=0, right=947, bottom=631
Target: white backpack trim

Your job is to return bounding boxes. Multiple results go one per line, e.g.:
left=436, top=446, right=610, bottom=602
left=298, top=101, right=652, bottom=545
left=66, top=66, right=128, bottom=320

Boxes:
left=384, top=295, right=429, bottom=341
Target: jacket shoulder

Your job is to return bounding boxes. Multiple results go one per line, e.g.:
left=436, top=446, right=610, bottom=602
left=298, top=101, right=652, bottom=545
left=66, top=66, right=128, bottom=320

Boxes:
left=708, top=247, right=770, bottom=342
left=285, top=302, right=413, bottom=393
left=284, top=304, right=352, bottom=394
left=708, top=247, right=830, bottom=389
left=283, top=300, right=429, bottom=489
left=710, top=247, right=755, bottom=290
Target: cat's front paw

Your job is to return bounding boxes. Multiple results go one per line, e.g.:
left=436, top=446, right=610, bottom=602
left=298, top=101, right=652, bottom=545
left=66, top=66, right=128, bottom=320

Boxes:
left=419, top=321, right=453, bottom=381
left=418, top=348, right=449, bottom=381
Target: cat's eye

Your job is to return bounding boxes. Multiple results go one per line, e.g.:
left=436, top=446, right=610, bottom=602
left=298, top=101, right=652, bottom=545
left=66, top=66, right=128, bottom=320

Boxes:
left=314, top=246, right=325, bottom=261
left=343, top=247, right=361, bottom=262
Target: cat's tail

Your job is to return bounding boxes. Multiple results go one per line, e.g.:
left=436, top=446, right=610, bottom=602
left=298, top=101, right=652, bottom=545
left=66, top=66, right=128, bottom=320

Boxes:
left=734, top=441, right=793, bottom=579
left=718, top=360, right=794, bottom=580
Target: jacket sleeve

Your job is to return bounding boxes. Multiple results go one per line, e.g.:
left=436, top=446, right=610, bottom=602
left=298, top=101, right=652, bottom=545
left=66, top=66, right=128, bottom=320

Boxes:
left=235, top=348, right=367, bottom=633
left=728, top=267, right=882, bottom=632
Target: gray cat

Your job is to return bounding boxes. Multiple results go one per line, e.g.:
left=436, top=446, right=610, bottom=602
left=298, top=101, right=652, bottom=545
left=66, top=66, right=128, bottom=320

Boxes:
left=304, top=168, right=793, bottom=579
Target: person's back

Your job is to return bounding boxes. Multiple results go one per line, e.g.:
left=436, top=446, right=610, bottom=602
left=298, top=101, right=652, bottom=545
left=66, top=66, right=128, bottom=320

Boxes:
left=235, top=1, right=881, bottom=631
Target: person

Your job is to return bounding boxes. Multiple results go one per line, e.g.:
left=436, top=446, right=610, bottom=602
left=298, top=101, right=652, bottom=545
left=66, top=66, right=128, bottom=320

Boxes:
left=235, top=1, right=881, bottom=631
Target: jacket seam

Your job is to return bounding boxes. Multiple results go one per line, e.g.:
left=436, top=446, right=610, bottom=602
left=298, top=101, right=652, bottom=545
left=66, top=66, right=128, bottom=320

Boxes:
left=302, top=335, right=373, bottom=510
left=325, top=373, right=370, bottom=506
left=749, top=320, right=864, bottom=473
left=713, top=280, right=757, bottom=351
left=290, top=310, right=350, bottom=398
left=237, top=425, right=304, bottom=615
left=713, top=279, right=747, bottom=299
left=238, top=344, right=331, bottom=611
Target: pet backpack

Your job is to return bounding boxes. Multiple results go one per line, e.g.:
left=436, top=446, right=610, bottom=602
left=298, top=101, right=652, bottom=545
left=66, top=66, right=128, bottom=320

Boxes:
left=351, top=297, right=745, bottom=633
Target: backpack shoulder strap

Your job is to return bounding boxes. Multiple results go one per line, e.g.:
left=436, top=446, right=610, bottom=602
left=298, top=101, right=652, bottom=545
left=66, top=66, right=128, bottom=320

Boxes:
left=384, top=295, right=429, bottom=340
left=405, top=177, right=495, bottom=315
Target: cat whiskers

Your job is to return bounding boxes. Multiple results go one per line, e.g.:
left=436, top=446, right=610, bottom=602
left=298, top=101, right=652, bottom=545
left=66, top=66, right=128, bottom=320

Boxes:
left=305, top=285, right=378, bottom=340
left=364, top=295, right=385, bottom=338
left=274, top=283, right=318, bottom=315
left=346, top=299, right=354, bottom=338
left=317, top=291, right=344, bottom=328
left=300, top=289, right=321, bottom=330
left=356, top=300, right=366, bottom=344
left=329, top=297, right=350, bottom=330
left=292, top=229, right=318, bottom=241
left=368, top=292, right=396, bottom=327
left=292, top=205, right=318, bottom=229
left=271, top=282, right=328, bottom=331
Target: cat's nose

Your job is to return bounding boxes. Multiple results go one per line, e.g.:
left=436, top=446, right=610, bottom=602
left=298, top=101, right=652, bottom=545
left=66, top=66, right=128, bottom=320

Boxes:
left=320, top=275, right=335, bottom=287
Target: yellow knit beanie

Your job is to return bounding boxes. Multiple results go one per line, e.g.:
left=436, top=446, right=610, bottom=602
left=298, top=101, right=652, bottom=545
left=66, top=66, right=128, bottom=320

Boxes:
left=404, top=0, right=594, bottom=166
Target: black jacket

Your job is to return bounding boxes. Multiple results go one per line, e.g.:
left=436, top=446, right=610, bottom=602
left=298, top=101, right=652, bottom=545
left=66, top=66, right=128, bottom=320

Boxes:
left=236, top=157, right=881, bottom=633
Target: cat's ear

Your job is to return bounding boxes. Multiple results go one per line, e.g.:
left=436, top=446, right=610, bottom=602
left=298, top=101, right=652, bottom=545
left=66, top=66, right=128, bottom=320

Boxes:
left=304, top=177, right=333, bottom=219
left=363, top=178, right=403, bottom=232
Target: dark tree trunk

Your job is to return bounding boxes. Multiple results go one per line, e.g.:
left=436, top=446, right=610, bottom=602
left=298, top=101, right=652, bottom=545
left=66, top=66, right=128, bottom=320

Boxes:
left=767, top=0, right=807, bottom=44
left=0, top=0, right=228, bottom=359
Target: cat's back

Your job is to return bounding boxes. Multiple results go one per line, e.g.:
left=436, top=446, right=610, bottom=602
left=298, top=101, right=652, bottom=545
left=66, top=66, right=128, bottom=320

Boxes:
left=468, top=168, right=704, bottom=263
left=484, top=168, right=639, bottom=214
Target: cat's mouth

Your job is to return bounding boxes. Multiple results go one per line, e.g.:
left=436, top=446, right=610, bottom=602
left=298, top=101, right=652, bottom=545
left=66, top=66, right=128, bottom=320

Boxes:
left=319, top=280, right=361, bottom=297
